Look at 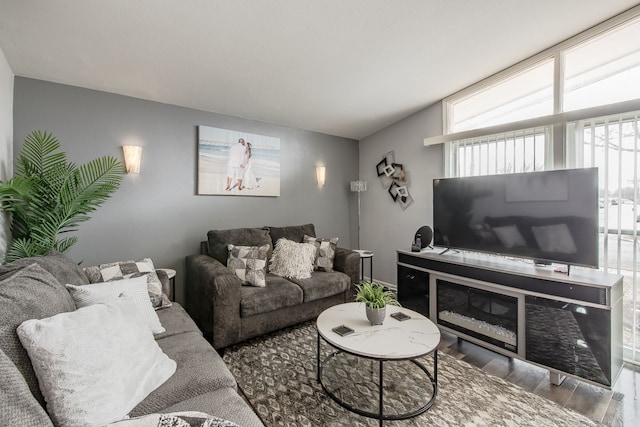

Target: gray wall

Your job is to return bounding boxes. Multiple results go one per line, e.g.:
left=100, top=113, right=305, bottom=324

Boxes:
left=0, top=47, right=13, bottom=261
left=358, top=103, right=443, bottom=286
left=13, top=78, right=359, bottom=303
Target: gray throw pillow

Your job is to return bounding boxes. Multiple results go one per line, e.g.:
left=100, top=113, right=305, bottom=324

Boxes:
left=265, top=223, right=316, bottom=245
left=0, top=348, right=54, bottom=426
left=207, top=227, right=272, bottom=265
left=0, top=250, right=88, bottom=286
left=0, top=263, right=76, bottom=406
left=304, top=235, right=339, bottom=272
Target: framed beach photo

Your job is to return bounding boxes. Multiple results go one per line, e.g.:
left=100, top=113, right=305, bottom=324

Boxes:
left=197, top=125, right=281, bottom=196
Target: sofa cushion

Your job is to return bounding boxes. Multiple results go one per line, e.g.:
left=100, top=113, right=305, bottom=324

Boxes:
left=269, top=238, right=317, bottom=280
left=83, top=258, right=171, bottom=309
left=17, top=294, right=177, bottom=427
left=66, top=276, right=165, bottom=334
left=288, top=271, right=351, bottom=303
left=0, top=347, right=54, bottom=427
left=240, top=274, right=304, bottom=317
left=304, top=235, right=339, bottom=272
left=0, top=263, right=76, bottom=406
left=227, top=244, right=269, bottom=287
left=0, top=250, right=89, bottom=286
left=131, top=331, right=237, bottom=416
left=154, top=303, right=202, bottom=340
left=207, top=228, right=272, bottom=266
left=265, top=223, right=315, bottom=245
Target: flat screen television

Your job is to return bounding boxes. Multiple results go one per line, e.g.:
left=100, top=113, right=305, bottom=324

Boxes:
left=432, top=168, right=599, bottom=268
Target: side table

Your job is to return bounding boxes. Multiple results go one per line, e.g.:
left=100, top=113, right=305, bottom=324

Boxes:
left=353, top=250, right=373, bottom=282
left=158, top=268, right=176, bottom=301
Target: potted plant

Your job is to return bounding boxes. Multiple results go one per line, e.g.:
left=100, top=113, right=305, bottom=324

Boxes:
left=354, top=281, right=400, bottom=325
left=0, top=131, right=124, bottom=262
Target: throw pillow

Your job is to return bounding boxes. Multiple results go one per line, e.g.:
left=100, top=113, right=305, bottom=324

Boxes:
left=0, top=348, right=54, bottom=427
left=227, top=244, right=269, bottom=287
left=207, top=227, right=272, bottom=266
left=66, top=276, right=165, bottom=334
left=105, top=411, right=240, bottom=427
left=0, top=250, right=89, bottom=286
left=303, top=235, right=339, bottom=272
left=16, top=294, right=177, bottom=427
left=0, top=263, right=76, bottom=407
left=265, top=223, right=316, bottom=245
left=269, top=238, right=317, bottom=280
left=83, top=257, right=171, bottom=309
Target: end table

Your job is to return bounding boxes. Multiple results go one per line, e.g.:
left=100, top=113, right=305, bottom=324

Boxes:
left=353, top=250, right=373, bottom=281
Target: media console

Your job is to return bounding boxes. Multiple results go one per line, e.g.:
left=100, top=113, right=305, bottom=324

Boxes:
left=397, top=248, right=623, bottom=388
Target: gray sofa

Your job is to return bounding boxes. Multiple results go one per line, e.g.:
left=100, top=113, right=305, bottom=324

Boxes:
left=0, top=251, right=263, bottom=427
left=185, top=224, right=360, bottom=349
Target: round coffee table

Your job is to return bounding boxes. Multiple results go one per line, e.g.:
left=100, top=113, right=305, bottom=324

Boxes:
left=316, top=302, right=440, bottom=426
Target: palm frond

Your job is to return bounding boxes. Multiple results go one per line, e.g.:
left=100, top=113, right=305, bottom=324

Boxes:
left=0, top=131, right=124, bottom=262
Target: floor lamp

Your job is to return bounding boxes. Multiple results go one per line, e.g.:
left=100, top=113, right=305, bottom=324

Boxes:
left=350, top=180, right=367, bottom=249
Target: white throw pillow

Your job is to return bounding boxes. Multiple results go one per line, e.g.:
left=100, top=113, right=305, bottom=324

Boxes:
left=269, top=238, right=317, bottom=280
left=66, top=276, right=165, bottom=334
left=16, top=294, right=177, bottom=427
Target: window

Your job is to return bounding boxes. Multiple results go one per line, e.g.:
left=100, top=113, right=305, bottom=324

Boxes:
left=564, top=18, right=640, bottom=112
left=449, top=127, right=549, bottom=177
left=449, top=60, right=554, bottom=133
left=568, top=111, right=640, bottom=362
left=438, top=7, right=640, bottom=364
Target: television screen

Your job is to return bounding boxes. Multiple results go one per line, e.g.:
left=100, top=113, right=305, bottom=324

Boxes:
left=432, top=168, right=599, bottom=267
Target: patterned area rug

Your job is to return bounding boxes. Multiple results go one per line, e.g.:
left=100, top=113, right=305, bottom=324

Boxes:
left=223, top=321, right=601, bottom=426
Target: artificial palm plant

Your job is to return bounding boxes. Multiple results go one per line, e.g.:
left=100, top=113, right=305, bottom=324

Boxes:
left=0, top=131, right=124, bottom=262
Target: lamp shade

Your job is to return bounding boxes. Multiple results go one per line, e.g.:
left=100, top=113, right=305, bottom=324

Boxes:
left=350, top=180, right=367, bottom=192
left=316, top=166, right=326, bottom=187
left=122, top=145, right=143, bottom=174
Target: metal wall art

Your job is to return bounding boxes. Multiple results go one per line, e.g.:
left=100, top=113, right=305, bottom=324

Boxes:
left=376, top=151, right=413, bottom=210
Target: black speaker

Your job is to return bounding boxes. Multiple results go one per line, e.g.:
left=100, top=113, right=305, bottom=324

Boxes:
left=414, top=226, right=433, bottom=249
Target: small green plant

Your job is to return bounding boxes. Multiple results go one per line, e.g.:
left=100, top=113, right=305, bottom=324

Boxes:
left=354, top=281, right=400, bottom=309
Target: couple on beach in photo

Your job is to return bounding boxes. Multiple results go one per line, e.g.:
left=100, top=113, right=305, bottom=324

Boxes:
left=225, top=138, right=257, bottom=191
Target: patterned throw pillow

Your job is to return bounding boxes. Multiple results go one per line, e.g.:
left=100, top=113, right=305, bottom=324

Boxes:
left=83, top=258, right=171, bottom=309
left=227, top=244, right=269, bottom=287
left=105, top=411, right=240, bottom=426
left=303, top=235, right=339, bottom=272
left=269, top=238, right=317, bottom=280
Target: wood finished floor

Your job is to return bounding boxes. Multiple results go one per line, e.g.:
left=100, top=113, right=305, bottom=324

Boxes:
left=438, top=331, right=640, bottom=426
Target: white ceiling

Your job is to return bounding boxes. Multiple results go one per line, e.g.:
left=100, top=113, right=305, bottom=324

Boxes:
left=1, top=0, right=638, bottom=140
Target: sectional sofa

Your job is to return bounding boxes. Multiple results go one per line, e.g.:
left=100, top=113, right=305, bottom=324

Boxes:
left=0, top=251, right=263, bottom=426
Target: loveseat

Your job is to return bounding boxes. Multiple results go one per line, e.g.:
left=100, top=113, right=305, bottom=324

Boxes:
left=185, top=224, right=360, bottom=349
left=0, top=251, right=263, bottom=427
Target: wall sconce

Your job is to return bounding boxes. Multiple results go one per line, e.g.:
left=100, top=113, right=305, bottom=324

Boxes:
left=122, top=145, right=143, bottom=174
left=316, top=166, right=326, bottom=187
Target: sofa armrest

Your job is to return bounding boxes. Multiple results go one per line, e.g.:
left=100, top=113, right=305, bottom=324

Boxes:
left=333, top=247, right=360, bottom=298
left=155, top=269, right=171, bottom=298
left=185, top=254, right=242, bottom=348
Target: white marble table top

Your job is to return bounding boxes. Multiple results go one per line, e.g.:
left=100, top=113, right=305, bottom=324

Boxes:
left=353, top=249, right=374, bottom=258
left=317, top=302, right=441, bottom=360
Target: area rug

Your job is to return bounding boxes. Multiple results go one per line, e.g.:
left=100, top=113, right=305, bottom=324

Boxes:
left=223, top=321, right=601, bottom=426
